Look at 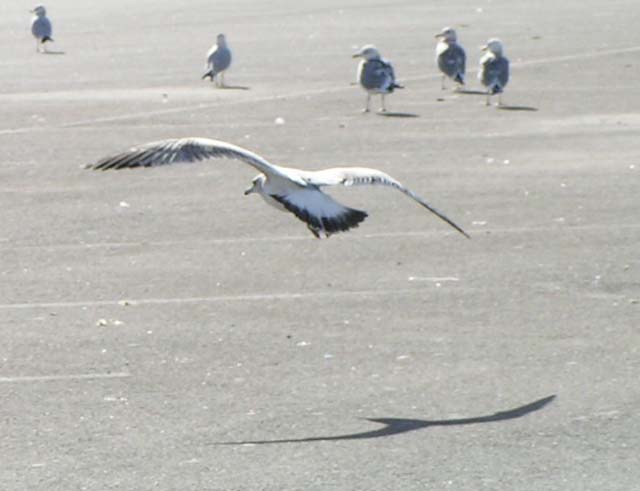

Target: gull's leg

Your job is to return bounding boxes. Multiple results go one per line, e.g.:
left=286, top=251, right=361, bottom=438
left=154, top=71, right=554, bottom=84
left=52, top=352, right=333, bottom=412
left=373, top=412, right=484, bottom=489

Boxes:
left=497, top=93, right=504, bottom=106
left=485, top=91, right=491, bottom=106
left=441, top=75, right=446, bottom=90
left=362, top=94, right=371, bottom=113
left=378, top=94, right=387, bottom=112
left=220, top=72, right=225, bottom=87
left=35, top=39, right=40, bottom=53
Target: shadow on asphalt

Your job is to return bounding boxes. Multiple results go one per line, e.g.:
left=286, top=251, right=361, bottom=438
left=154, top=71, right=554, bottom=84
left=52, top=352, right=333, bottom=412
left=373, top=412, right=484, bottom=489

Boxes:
left=218, top=85, right=251, bottom=90
left=497, top=105, right=539, bottom=112
left=454, top=89, right=539, bottom=111
left=377, top=112, right=419, bottom=118
left=455, top=89, right=488, bottom=95
left=217, top=394, right=556, bottom=445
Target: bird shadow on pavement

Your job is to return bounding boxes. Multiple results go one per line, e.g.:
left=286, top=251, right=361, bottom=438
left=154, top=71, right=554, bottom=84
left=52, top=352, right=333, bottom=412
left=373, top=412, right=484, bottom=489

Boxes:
left=377, top=111, right=419, bottom=118
left=216, top=394, right=555, bottom=445
left=454, top=89, right=487, bottom=95
left=219, top=85, right=250, bottom=90
left=455, top=90, right=538, bottom=111
left=497, top=105, right=538, bottom=112
left=43, top=50, right=66, bottom=55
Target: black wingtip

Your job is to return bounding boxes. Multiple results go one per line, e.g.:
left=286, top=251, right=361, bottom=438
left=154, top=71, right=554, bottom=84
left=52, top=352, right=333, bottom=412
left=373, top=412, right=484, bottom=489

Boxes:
left=447, top=217, right=471, bottom=239
left=449, top=223, right=471, bottom=239
left=418, top=201, right=470, bottom=239
left=42, top=36, right=53, bottom=43
left=89, top=159, right=119, bottom=171
left=454, top=73, right=464, bottom=84
left=311, top=208, right=369, bottom=238
left=202, top=71, right=213, bottom=80
left=272, top=194, right=368, bottom=238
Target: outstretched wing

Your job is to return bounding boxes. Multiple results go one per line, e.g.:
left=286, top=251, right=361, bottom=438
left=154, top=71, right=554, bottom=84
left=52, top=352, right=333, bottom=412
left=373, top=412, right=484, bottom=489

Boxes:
left=301, top=167, right=469, bottom=238
left=87, top=137, right=301, bottom=183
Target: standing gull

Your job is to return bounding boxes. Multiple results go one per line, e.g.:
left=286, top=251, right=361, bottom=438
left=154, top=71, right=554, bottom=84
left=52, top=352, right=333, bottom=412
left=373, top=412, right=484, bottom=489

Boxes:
left=435, top=27, right=466, bottom=90
left=352, top=45, right=403, bottom=113
left=87, top=138, right=469, bottom=239
left=478, top=39, right=509, bottom=106
left=30, top=5, right=53, bottom=53
left=202, top=34, right=232, bottom=87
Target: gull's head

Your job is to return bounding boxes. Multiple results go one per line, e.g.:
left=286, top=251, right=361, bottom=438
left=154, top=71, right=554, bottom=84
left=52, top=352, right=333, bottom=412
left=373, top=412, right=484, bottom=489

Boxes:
left=216, top=33, right=227, bottom=46
left=30, top=4, right=46, bottom=16
left=435, top=27, right=457, bottom=42
left=481, top=38, right=504, bottom=56
left=244, top=175, right=265, bottom=195
left=352, top=45, right=381, bottom=61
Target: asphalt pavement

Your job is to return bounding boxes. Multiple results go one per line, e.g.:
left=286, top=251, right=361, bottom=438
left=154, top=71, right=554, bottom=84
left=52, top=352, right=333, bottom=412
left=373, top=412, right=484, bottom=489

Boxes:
left=1, top=0, right=638, bottom=489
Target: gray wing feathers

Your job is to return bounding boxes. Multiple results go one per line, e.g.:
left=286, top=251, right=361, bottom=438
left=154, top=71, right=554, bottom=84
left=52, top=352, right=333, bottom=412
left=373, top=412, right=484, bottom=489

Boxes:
left=207, top=46, right=231, bottom=74
left=496, top=57, right=509, bottom=87
left=308, top=167, right=401, bottom=188
left=304, top=168, right=470, bottom=238
left=360, top=59, right=396, bottom=92
left=32, top=17, right=52, bottom=40
left=438, top=44, right=465, bottom=80
left=88, top=138, right=283, bottom=177
left=480, top=56, right=509, bottom=92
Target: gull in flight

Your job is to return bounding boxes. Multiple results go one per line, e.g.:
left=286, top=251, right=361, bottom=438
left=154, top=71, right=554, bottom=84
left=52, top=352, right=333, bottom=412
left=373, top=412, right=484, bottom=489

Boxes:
left=87, top=138, right=469, bottom=239
left=30, top=5, right=53, bottom=53
left=435, top=27, right=466, bottom=90
left=352, top=45, right=403, bottom=113
left=478, top=39, right=509, bottom=106
left=202, top=34, right=232, bottom=87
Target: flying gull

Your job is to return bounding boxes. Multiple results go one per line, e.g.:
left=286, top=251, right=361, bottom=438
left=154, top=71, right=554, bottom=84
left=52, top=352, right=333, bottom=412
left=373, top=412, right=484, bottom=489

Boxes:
left=435, top=27, right=466, bottom=90
left=87, top=138, right=469, bottom=239
left=30, top=5, right=53, bottom=53
left=478, top=39, right=509, bottom=106
left=202, top=34, right=232, bottom=87
left=352, top=45, right=403, bottom=113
